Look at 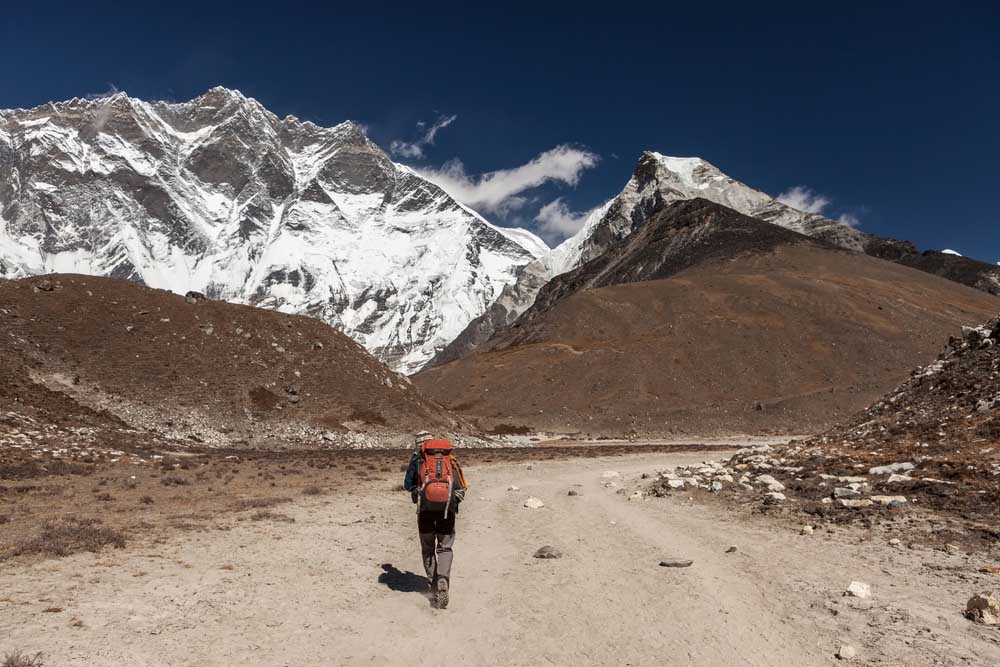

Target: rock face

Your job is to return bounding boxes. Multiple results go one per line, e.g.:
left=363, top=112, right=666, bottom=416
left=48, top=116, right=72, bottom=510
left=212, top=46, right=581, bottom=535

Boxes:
left=0, top=88, right=545, bottom=373
left=431, top=152, right=1000, bottom=366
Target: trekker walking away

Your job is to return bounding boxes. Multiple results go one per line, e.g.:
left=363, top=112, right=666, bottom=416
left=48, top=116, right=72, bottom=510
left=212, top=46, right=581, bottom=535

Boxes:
left=403, top=432, right=468, bottom=609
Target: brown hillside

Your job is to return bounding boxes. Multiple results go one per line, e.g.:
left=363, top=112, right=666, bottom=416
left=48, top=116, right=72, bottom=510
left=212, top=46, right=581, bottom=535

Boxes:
left=416, top=244, right=1000, bottom=437
left=0, top=275, right=461, bottom=450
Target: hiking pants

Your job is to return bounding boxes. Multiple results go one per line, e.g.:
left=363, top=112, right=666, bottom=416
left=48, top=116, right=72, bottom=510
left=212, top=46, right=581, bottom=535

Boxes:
left=418, top=511, right=456, bottom=582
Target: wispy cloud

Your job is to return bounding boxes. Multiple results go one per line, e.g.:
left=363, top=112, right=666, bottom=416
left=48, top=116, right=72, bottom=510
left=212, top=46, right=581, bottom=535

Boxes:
left=777, top=185, right=863, bottom=228
left=776, top=186, right=830, bottom=215
left=417, top=145, right=599, bottom=215
left=837, top=213, right=861, bottom=228
left=535, top=198, right=597, bottom=244
left=390, top=113, right=457, bottom=160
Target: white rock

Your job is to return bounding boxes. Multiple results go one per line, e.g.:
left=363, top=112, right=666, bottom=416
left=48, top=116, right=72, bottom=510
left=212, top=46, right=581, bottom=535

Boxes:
left=667, top=479, right=686, bottom=489
left=523, top=497, right=545, bottom=509
left=628, top=491, right=643, bottom=502
left=710, top=481, right=723, bottom=493
left=886, top=473, right=913, bottom=484
left=869, top=462, right=915, bottom=475
left=838, top=499, right=874, bottom=509
left=871, top=495, right=908, bottom=507
left=836, top=644, right=857, bottom=660
left=845, top=581, right=872, bottom=598
left=603, top=481, right=619, bottom=489
left=507, top=485, right=520, bottom=492
left=765, top=492, right=786, bottom=502
left=800, top=525, right=814, bottom=535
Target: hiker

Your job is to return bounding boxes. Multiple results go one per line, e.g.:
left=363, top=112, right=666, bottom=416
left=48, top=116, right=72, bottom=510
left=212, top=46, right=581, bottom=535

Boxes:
left=403, top=431, right=467, bottom=609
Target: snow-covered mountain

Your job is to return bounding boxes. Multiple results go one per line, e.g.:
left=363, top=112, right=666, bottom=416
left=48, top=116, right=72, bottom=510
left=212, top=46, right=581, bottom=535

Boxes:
left=0, top=87, right=545, bottom=373
left=430, top=151, right=1000, bottom=366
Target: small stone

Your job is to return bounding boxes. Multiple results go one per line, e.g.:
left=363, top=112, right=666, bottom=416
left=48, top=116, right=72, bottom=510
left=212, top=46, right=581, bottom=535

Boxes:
left=871, top=495, right=907, bottom=507
left=710, top=481, right=723, bottom=493
left=836, top=644, right=857, bottom=661
left=523, top=497, right=544, bottom=509
left=667, top=479, right=686, bottom=489
left=869, top=462, right=915, bottom=475
left=533, top=545, right=563, bottom=559
left=888, top=538, right=902, bottom=548
left=945, top=543, right=961, bottom=555
left=834, top=487, right=862, bottom=499
left=628, top=491, right=643, bottom=501
left=886, top=473, right=913, bottom=484
left=567, top=490, right=579, bottom=496
left=800, top=525, right=814, bottom=535
left=838, top=499, right=874, bottom=509
left=964, top=592, right=1000, bottom=625
left=845, top=581, right=872, bottom=599
left=507, top=485, right=520, bottom=492
left=725, top=546, right=737, bottom=553
left=659, top=558, right=694, bottom=568
left=764, top=492, right=786, bottom=502
left=601, top=471, right=621, bottom=479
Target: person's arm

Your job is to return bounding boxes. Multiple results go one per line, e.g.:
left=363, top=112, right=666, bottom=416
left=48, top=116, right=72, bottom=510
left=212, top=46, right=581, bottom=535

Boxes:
left=403, top=453, right=420, bottom=492
left=452, top=457, right=467, bottom=503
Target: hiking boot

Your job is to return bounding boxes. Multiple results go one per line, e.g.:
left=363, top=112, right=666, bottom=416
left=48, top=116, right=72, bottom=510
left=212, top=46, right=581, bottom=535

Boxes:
left=436, top=577, right=449, bottom=609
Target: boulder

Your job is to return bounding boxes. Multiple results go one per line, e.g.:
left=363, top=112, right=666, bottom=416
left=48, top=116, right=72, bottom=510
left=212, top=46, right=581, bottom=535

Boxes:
left=964, top=592, right=1000, bottom=625
left=764, top=492, right=786, bottom=502
left=523, top=497, right=544, bottom=509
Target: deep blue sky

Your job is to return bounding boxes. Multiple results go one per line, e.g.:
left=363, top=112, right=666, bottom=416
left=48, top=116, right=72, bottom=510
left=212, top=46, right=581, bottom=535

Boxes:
left=2, top=1, right=998, bottom=260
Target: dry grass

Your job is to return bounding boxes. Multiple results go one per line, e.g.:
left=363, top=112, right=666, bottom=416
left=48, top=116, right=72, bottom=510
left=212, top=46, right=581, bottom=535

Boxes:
left=3, top=651, right=45, bottom=667
left=236, top=497, right=291, bottom=510
left=4, top=517, right=125, bottom=560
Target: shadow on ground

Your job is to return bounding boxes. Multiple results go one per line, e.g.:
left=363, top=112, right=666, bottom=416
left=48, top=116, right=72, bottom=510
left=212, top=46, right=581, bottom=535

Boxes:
left=378, top=563, right=428, bottom=594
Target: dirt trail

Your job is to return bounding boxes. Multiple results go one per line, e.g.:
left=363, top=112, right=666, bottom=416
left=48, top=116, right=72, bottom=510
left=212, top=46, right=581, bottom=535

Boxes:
left=3, top=451, right=998, bottom=666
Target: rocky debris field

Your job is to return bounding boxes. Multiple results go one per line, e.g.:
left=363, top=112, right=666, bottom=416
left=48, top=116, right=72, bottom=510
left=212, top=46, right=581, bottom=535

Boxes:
left=645, top=316, right=1000, bottom=550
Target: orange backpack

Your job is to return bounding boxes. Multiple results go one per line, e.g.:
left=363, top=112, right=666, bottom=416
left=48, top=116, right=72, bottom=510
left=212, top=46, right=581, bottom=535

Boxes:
left=420, top=439, right=456, bottom=515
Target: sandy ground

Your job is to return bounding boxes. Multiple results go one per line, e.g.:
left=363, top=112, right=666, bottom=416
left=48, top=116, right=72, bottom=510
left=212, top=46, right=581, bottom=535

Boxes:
left=3, top=450, right=999, bottom=666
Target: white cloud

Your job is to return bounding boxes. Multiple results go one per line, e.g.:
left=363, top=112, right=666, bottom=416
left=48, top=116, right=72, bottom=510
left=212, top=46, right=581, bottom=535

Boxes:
left=417, top=145, right=599, bottom=215
left=535, top=198, right=595, bottom=243
left=837, top=213, right=861, bottom=228
left=390, top=114, right=457, bottom=159
left=778, top=185, right=865, bottom=229
left=776, top=186, right=831, bottom=215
